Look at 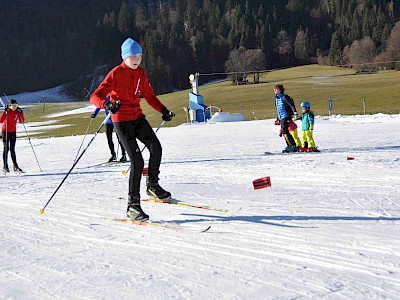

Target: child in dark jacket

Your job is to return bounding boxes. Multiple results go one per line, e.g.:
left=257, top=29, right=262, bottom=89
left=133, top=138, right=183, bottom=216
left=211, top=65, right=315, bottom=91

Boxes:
left=91, top=107, right=127, bottom=163
left=273, top=84, right=299, bottom=153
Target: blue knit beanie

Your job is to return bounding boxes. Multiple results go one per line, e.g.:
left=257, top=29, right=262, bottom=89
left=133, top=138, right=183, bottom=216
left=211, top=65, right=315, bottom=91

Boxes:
left=121, top=38, right=142, bottom=60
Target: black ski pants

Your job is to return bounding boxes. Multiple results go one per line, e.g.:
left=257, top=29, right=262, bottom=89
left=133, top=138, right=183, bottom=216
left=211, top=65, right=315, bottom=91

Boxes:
left=105, top=123, right=125, bottom=156
left=280, top=117, right=296, bottom=146
left=114, top=116, right=162, bottom=197
left=2, top=131, right=18, bottom=167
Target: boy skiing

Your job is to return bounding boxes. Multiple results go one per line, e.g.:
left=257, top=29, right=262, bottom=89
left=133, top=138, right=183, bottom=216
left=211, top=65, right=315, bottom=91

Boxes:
left=90, top=37, right=175, bottom=221
left=1, top=99, right=25, bottom=173
left=300, top=101, right=319, bottom=152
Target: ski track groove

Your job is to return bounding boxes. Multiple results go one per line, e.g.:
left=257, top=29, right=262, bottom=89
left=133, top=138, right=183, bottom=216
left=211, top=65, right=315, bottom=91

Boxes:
left=2, top=216, right=266, bottom=298
left=7, top=191, right=398, bottom=298
left=0, top=208, right=334, bottom=298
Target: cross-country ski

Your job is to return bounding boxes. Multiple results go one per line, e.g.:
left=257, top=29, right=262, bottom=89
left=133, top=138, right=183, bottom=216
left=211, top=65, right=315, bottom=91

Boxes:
left=113, top=218, right=211, bottom=233
left=119, top=197, right=242, bottom=214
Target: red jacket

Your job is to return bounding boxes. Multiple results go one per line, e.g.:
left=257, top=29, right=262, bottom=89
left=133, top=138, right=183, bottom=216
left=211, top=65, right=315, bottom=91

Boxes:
left=90, top=62, right=166, bottom=122
left=0, top=109, right=25, bottom=132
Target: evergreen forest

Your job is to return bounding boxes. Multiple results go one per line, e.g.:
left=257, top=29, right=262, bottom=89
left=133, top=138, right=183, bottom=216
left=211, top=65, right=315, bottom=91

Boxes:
left=0, top=0, right=399, bottom=96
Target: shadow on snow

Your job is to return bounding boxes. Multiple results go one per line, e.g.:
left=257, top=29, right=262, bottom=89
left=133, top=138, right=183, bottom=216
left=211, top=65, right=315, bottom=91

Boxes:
left=172, top=213, right=400, bottom=228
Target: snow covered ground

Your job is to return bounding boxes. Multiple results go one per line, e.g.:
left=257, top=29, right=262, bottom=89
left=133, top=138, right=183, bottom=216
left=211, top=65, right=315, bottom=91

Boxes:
left=7, top=85, right=80, bottom=104
left=1, top=112, right=400, bottom=299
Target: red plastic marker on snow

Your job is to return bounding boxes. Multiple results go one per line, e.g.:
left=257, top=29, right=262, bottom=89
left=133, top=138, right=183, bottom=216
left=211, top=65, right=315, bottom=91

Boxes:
left=142, top=167, right=148, bottom=176
left=253, top=176, right=271, bottom=190
left=347, top=157, right=355, bottom=160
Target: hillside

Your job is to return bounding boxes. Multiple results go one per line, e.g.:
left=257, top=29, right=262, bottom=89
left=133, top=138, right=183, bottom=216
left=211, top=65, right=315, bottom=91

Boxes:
left=1, top=0, right=399, bottom=94
left=14, top=65, right=400, bottom=138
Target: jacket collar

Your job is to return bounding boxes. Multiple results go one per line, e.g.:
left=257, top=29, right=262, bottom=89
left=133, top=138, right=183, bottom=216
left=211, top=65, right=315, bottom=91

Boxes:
left=121, top=61, right=142, bottom=71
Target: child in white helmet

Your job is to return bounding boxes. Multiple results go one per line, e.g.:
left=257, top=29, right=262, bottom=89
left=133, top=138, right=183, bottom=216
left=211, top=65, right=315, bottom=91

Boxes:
left=300, top=101, right=319, bottom=152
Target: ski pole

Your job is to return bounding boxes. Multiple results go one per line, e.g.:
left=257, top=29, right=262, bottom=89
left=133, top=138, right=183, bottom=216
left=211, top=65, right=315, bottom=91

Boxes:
left=21, top=122, right=42, bottom=172
left=40, top=112, right=112, bottom=214
left=115, top=129, right=120, bottom=162
left=122, top=120, right=165, bottom=175
left=73, top=117, right=94, bottom=163
left=0, top=97, right=9, bottom=171
left=0, top=96, right=7, bottom=108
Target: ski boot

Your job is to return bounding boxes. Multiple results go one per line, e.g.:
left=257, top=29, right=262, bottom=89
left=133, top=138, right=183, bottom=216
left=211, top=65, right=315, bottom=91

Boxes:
left=146, top=176, right=171, bottom=199
left=3, top=165, right=10, bottom=174
left=126, top=196, right=149, bottom=221
left=147, top=183, right=171, bottom=199
left=120, top=154, right=127, bottom=163
left=301, top=142, right=308, bottom=152
left=282, top=145, right=297, bottom=153
left=13, top=165, right=24, bottom=173
left=108, top=154, right=116, bottom=162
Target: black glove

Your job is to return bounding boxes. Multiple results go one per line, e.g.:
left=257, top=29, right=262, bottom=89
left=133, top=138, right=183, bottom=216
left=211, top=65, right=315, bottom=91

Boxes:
left=91, top=113, right=96, bottom=118
left=294, top=112, right=301, bottom=121
left=16, top=107, right=23, bottom=113
left=161, top=107, right=175, bottom=122
left=104, top=101, right=120, bottom=114
left=4, top=105, right=8, bottom=112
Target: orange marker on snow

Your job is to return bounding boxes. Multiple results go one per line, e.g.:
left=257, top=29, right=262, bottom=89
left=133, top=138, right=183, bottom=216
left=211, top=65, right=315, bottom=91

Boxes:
left=253, top=176, right=271, bottom=190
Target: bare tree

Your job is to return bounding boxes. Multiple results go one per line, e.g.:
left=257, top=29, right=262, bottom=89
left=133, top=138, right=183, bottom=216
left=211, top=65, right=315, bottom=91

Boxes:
left=386, top=21, right=400, bottom=61
left=375, top=21, right=400, bottom=70
left=374, top=51, right=392, bottom=69
left=244, top=49, right=266, bottom=83
left=224, top=46, right=247, bottom=84
left=349, top=36, right=377, bottom=72
left=225, top=47, right=266, bottom=84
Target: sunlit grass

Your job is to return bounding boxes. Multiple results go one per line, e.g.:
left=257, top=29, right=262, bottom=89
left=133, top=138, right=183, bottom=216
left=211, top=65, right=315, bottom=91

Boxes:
left=21, top=64, right=400, bottom=138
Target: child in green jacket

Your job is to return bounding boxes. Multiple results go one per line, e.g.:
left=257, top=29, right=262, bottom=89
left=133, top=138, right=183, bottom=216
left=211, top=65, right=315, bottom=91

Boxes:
left=300, top=101, right=319, bottom=152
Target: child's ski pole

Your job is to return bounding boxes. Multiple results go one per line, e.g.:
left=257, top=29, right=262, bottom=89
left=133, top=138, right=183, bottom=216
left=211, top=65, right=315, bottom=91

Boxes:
left=73, top=117, right=94, bottom=163
left=21, top=122, right=42, bottom=171
left=40, top=113, right=112, bottom=214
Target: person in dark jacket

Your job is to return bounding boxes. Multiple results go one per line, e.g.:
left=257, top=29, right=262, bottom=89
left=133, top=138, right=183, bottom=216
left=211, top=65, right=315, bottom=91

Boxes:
left=91, top=107, right=127, bottom=163
left=273, top=84, right=298, bottom=153
left=90, top=37, right=175, bottom=221
left=0, top=99, right=25, bottom=173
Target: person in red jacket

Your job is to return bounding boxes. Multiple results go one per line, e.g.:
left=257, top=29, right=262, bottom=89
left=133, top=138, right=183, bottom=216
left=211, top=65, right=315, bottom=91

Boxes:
left=90, top=37, right=175, bottom=221
left=1, top=99, right=25, bottom=173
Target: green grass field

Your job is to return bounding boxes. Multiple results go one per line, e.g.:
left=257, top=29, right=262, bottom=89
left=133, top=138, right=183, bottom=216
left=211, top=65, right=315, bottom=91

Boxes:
left=21, top=64, right=400, bottom=138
